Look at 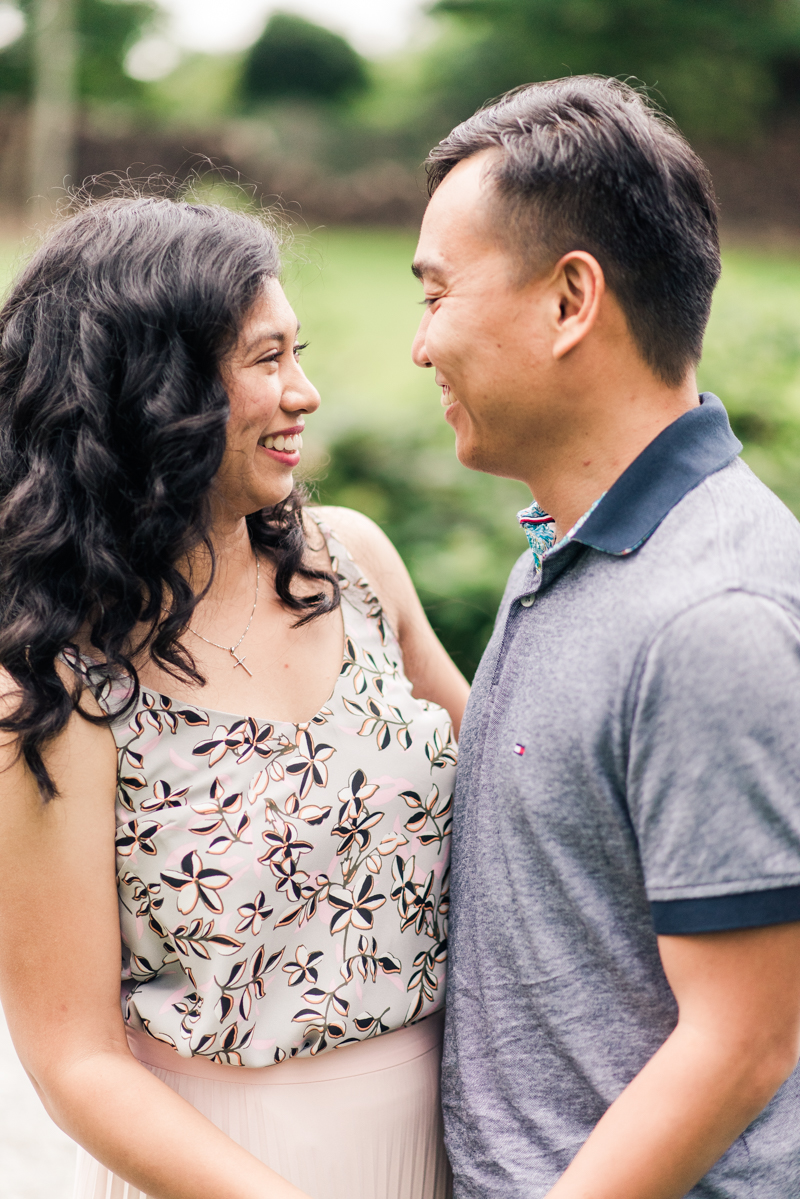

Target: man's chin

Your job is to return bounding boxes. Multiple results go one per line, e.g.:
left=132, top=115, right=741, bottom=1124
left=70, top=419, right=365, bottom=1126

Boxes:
left=454, top=434, right=522, bottom=481
left=455, top=436, right=499, bottom=476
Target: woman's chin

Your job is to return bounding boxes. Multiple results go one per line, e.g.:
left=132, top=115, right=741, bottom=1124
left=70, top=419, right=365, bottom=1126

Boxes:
left=258, top=475, right=295, bottom=510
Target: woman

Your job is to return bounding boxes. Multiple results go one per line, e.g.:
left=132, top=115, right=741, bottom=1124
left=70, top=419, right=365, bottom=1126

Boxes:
left=0, top=196, right=468, bottom=1199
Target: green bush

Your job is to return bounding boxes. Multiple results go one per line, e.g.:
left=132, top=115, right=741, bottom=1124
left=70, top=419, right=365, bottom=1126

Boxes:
left=313, top=430, right=528, bottom=679
left=241, top=13, right=368, bottom=106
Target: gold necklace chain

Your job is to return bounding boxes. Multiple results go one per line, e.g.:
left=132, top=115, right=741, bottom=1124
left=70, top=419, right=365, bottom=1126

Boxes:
left=186, top=556, right=260, bottom=677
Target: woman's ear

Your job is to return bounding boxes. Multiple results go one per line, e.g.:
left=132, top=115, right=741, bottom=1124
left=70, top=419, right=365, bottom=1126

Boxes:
left=550, top=251, right=605, bottom=360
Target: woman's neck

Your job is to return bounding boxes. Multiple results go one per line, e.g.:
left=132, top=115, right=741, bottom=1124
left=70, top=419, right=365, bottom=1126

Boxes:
left=187, top=517, right=260, bottom=613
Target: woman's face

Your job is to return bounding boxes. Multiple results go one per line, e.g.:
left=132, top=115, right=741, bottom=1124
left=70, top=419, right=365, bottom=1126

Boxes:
left=214, top=277, right=320, bottom=520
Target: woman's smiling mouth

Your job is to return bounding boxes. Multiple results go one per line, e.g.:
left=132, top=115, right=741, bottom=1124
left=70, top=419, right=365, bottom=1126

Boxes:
left=258, top=423, right=304, bottom=462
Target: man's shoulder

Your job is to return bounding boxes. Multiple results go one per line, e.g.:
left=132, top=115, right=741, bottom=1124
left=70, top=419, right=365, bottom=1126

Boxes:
left=647, top=457, right=800, bottom=596
left=703, top=456, right=800, bottom=534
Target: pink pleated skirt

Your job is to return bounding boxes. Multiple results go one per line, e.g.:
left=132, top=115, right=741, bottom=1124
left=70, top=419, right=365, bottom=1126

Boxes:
left=72, top=1011, right=451, bottom=1199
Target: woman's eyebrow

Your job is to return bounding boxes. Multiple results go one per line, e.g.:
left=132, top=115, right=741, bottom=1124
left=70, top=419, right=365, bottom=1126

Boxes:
left=242, top=324, right=302, bottom=356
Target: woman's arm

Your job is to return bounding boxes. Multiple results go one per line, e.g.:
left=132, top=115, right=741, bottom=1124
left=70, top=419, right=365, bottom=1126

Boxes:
left=0, top=684, right=309, bottom=1199
left=314, top=506, right=470, bottom=736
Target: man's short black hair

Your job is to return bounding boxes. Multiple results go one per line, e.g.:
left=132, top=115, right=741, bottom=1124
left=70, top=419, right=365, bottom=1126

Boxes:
left=426, top=77, right=720, bottom=388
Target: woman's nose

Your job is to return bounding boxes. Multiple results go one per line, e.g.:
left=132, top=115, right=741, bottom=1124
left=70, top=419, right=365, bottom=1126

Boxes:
left=285, top=367, right=321, bottom=414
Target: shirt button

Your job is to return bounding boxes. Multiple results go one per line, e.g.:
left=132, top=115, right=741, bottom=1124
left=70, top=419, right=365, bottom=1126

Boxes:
left=520, top=594, right=536, bottom=607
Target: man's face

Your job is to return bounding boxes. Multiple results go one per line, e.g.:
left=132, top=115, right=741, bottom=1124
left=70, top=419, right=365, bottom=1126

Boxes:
left=411, top=151, right=557, bottom=480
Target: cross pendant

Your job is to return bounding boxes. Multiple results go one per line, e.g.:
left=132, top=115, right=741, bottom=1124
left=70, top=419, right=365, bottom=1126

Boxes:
left=229, top=649, right=253, bottom=677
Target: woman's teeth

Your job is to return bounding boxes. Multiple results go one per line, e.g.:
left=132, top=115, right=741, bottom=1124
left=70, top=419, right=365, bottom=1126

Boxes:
left=261, top=433, right=303, bottom=452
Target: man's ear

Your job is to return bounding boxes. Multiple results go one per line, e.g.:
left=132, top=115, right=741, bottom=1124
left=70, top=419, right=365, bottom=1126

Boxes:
left=550, top=251, right=605, bottom=361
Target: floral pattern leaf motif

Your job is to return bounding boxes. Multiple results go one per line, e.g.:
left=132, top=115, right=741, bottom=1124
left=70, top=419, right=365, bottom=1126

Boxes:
left=342, top=694, right=412, bottom=753
left=215, top=946, right=284, bottom=1024
left=425, top=726, right=458, bottom=769
left=172, top=989, right=204, bottom=1038
left=353, top=1011, right=391, bottom=1035
left=284, top=729, right=336, bottom=799
left=177, top=709, right=210, bottom=727
left=328, top=876, right=386, bottom=935
left=141, top=780, right=190, bottom=813
left=283, top=945, right=324, bottom=986
left=333, top=769, right=383, bottom=859
left=120, top=744, right=148, bottom=798
left=116, top=819, right=161, bottom=857
left=193, top=719, right=291, bottom=768
left=354, top=576, right=390, bottom=645
left=236, top=891, right=273, bottom=935
left=339, top=933, right=402, bottom=985
left=273, top=872, right=330, bottom=931
left=340, top=635, right=359, bottom=678
left=405, top=940, right=448, bottom=1022
left=258, top=818, right=315, bottom=898
left=400, top=787, right=453, bottom=850
left=390, top=855, right=438, bottom=937
left=160, top=851, right=232, bottom=915
left=107, top=519, right=455, bottom=1064
left=297, top=804, right=331, bottom=826
left=170, top=919, right=243, bottom=959
left=141, top=1018, right=177, bottom=1048
left=189, top=778, right=252, bottom=854
left=120, top=874, right=168, bottom=938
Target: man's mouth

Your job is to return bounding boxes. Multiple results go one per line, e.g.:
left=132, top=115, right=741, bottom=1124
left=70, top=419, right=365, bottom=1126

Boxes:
left=441, top=384, right=455, bottom=409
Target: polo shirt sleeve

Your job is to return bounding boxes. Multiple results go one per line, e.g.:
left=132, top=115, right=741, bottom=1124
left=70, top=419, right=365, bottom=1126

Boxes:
left=627, top=588, right=800, bottom=935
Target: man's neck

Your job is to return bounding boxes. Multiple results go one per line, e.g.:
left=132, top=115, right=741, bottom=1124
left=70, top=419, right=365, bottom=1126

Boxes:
left=526, top=374, right=700, bottom=541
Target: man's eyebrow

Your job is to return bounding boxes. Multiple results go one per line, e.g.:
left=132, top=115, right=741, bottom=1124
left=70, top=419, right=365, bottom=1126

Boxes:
left=411, top=260, right=445, bottom=283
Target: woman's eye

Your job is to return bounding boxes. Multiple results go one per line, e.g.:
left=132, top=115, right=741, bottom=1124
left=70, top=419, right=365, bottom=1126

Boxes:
left=294, top=341, right=310, bottom=357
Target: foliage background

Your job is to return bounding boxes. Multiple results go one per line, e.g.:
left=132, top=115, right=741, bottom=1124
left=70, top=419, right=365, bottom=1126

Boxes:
left=3, top=1, right=800, bottom=677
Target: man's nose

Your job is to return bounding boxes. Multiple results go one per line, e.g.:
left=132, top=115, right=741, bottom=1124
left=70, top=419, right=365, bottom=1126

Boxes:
left=411, top=310, right=433, bottom=368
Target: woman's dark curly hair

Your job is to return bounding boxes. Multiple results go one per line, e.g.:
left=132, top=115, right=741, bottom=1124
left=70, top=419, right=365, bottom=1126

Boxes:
left=0, top=194, right=339, bottom=798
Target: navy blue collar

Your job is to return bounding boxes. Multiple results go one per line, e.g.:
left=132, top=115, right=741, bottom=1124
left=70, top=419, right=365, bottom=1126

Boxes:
left=569, top=392, right=741, bottom=557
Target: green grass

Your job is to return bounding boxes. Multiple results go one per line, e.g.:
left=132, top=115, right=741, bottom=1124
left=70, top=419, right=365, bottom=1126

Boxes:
left=2, top=227, right=800, bottom=674
left=284, top=227, right=444, bottom=438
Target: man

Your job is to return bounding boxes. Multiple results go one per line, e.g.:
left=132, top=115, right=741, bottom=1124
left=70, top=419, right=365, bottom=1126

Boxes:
left=411, top=76, right=800, bottom=1199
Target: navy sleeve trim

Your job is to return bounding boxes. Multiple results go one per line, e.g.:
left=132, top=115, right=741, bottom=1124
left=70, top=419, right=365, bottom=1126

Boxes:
left=651, top=885, right=800, bottom=934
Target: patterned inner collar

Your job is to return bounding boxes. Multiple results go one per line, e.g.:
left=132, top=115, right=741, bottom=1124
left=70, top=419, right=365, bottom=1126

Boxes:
left=517, top=495, right=605, bottom=570
left=516, top=394, right=742, bottom=568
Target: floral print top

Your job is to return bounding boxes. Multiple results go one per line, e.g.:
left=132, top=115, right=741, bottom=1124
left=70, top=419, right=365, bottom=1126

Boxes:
left=88, top=519, right=456, bottom=1066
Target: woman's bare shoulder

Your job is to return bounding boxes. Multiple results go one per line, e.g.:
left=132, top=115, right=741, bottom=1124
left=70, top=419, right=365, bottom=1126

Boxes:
left=309, top=506, right=470, bottom=733
left=310, top=505, right=401, bottom=579
left=0, top=661, right=115, bottom=780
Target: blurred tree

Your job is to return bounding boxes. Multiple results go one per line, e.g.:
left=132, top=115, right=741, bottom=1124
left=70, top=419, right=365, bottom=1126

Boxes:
left=241, top=12, right=368, bottom=106
left=29, top=0, right=77, bottom=214
left=428, top=0, right=800, bottom=141
left=0, top=0, right=157, bottom=103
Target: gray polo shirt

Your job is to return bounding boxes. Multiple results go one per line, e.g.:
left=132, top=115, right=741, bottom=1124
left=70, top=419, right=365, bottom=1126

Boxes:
left=443, top=393, right=800, bottom=1198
